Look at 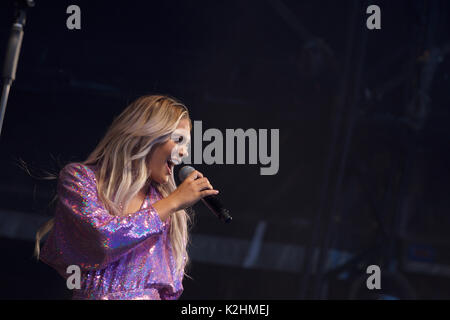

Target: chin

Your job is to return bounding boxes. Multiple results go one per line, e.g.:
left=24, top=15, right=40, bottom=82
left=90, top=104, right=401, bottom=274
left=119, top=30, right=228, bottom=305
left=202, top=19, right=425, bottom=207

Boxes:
left=157, top=174, right=170, bottom=184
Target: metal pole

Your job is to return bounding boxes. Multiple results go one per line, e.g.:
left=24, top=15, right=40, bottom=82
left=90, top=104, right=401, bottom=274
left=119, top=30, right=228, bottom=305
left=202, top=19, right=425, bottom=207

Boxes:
left=313, top=1, right=369, bottom=298
left=298, top=0, right=359, bottom=299
left=0, top=0, right=35, bottom=138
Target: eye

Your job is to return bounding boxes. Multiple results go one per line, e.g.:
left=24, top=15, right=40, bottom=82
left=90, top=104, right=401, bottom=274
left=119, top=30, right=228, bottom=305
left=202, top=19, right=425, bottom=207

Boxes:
left=177, top=136, right=184, bottom=143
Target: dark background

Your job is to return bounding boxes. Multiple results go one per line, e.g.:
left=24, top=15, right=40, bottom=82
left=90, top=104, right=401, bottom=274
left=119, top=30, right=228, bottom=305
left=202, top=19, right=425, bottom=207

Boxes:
left=0, top=0, right=449, bottom=299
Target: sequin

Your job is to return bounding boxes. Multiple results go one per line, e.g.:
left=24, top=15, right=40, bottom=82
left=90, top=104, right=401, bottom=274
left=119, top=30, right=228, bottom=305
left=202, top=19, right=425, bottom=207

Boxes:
left=39, top=163, right=184, bottom=300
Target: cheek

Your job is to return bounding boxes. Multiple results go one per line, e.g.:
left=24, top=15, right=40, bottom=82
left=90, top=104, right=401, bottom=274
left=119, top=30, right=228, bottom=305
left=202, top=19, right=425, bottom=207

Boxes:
left=148, top=141, right=176, bottom=172
left=153, top=143, right=174, bottom=166
left=166, top=142, right=177, bottom=155
left=157, top=142, right=173, bottom=156
left=148, top=147, right=164, bottom=167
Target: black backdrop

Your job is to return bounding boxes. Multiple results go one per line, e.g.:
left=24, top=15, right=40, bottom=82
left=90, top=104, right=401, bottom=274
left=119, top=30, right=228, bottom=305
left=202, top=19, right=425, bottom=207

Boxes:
left=0, top=0, right=449, bottom=299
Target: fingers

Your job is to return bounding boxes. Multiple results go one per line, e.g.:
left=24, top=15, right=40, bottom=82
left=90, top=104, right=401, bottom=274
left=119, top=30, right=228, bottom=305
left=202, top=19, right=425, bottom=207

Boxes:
left=182, top=171, right=218, bottom=200
left=195, top=178, right=213, bottom=191
left=200, top=189, right=219, bottom=197
left=186, top=170, right=203, bottom=181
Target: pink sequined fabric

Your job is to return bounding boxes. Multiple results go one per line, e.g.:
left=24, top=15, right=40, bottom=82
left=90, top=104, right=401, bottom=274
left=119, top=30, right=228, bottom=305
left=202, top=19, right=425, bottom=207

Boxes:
left=39, top=163, right=184, bottom=300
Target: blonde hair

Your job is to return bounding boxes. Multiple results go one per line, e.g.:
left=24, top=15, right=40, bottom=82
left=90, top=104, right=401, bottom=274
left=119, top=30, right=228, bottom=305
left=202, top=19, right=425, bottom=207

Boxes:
left=35, top=94, right=193, bottom=274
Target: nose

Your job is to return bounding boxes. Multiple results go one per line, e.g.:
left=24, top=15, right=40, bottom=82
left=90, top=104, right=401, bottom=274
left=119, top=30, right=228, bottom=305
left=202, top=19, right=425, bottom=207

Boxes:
left=179, top=146, right=188, bottom=158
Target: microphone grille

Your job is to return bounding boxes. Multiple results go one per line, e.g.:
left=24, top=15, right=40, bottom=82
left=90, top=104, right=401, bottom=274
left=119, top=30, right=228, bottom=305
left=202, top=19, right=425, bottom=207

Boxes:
left=178, top=166, right=195, bottom=182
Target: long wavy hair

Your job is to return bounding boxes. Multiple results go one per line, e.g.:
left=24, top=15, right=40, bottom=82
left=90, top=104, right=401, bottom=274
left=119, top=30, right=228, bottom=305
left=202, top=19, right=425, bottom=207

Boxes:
left=34, top=94, right=193, bottom=274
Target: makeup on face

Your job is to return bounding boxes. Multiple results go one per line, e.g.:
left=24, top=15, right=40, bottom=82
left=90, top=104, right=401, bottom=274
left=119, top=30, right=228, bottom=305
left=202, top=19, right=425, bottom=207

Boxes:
left=170, top=128, right=191, bottom=163
left=163, top=127, right=191, bottom=177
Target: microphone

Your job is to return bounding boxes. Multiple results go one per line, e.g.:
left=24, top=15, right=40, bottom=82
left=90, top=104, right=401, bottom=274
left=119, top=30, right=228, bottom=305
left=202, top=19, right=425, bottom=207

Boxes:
left=178, top=166, right=232, bottom=223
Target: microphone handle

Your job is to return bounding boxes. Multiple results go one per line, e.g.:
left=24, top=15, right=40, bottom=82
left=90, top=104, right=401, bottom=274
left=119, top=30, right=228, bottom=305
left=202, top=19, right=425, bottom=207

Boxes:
left=201, top=195, right=232, bottom=223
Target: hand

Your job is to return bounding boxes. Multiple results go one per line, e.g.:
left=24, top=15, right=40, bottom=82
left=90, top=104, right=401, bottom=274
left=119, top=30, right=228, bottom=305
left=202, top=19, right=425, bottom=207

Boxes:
left=168, top=170, right=219, bottom=211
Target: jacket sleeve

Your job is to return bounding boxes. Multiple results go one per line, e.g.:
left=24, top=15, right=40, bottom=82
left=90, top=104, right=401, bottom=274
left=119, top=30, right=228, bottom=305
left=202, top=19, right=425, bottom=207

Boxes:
left=42, top=163, right=165, bottom=272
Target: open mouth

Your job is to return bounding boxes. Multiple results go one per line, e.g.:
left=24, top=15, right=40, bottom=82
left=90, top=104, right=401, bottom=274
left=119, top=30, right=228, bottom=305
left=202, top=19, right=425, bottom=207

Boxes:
left=166, top=158, right=175, bottom=175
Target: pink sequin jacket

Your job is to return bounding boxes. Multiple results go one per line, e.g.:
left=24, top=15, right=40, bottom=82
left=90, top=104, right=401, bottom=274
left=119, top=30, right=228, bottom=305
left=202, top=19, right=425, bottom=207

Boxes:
left=39, top=163, right=184, bottom=300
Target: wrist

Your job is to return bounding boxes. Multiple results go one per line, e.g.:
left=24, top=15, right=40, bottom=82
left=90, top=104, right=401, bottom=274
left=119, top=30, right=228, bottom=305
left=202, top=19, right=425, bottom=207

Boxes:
left=152, top=195, right=178, bottom=222
left=165, top=194, right=180, bottom=213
